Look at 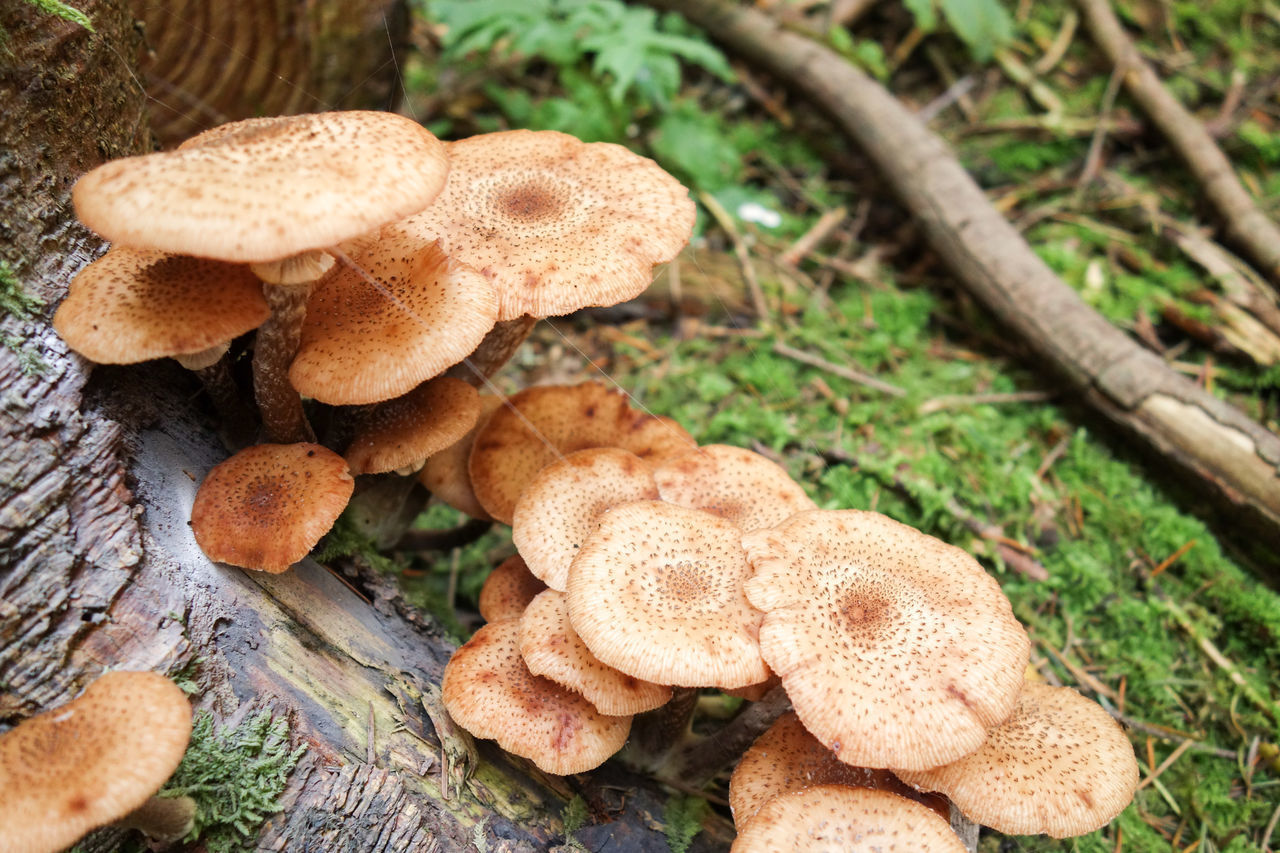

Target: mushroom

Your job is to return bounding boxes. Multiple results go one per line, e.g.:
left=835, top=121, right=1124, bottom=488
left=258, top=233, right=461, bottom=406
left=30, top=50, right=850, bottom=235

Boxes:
left=730, top=785, right=967, bottom=853
left=72, top=110, right=451, bottom=442
left=653, top=444, right=817, bottom=532
left=894, top=679, right=1140, bottom=838
left=741, top=509, right=1030, bottom=771
left=441, top=619, right=631, bottom=776
left=468, top=381, right=696, bottom=525
left=0, top=671, right=194, bottom=853
left=190, top=442, right=355, bottom=572
left=511, top=447, right=660, bottom=590
left=519, top=589, right=672, bottom=715
left=477, top=554, right=548, bottom=623
left=419, top=394, right=503, bottom=520
left=344, top=376, right=482, bottom=476
left=566, top=500, right=769, bottom=690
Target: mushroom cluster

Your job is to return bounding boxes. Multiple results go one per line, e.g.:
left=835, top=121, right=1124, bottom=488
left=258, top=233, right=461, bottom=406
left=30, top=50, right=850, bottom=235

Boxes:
left=55, top=113, right=696, bottom=575
left=434, top=381, right=1139, bottom=846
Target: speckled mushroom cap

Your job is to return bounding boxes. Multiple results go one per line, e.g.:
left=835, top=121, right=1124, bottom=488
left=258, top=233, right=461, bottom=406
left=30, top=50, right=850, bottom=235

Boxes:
left=345, top=376, right=482, bottom=476
left=654, top=445, right=817, bottom=532
left=73, top=111, right=449, bottom=263
left=519, top=589, right=672, bottom=715
left=512, top=447, right=660, bottom=591
left=567, top=500, right=769, bottom=689
left=729, top=712, right=948, bottom=827
left=469, top=381, right=696, bottom=525
left=730, top=785, right=967, bottom=853
left=478, top=554, right=547, bottom=623
left=741, top=510, right=1030, bottom=771
left=0, top=671, right=192, bottom=853
left=441, top=619, right=631, bottom=776
left=419, top=395, right=503, bottom=520
left=191, top=442, right=354, bottom=573
left=53, top=247, right=269, bottom=364
left=894, top=680, right=1140, bottom=838
left=289, top=236, right=498, bottom=406
left=402, top=129, right=695, bottom=321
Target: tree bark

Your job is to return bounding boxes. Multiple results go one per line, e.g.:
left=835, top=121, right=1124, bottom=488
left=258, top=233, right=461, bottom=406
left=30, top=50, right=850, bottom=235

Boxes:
left=645, top=0, right=1280, bottom=577
left=0, top=4, right=732, bottom=849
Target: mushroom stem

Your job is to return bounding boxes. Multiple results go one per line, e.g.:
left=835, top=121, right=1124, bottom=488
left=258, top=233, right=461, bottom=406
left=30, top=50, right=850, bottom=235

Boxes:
left=396, top=517, right=494, bottom=552
left=115, top=794, right=197, bottom=842
left=253, top=279, right=315, bottom=443
left=625, top=687, right=700, bottom=770
left=951, top=803, right=981, bottom=853
left=660, top=684, right=792, bottom=788
left=184, top=351, right=259, bottom=450
left=343, top=471, right=431, bottom=551
left=446, top=315, right=538, bottom=387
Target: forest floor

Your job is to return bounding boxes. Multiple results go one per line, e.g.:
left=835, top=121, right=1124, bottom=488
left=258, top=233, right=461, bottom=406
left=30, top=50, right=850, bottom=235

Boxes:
left=363, top=1, right=1280, bottom=850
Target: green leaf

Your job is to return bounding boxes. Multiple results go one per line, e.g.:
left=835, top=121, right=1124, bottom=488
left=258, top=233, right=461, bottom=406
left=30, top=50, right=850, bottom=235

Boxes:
left=938, top=0, right=1013, bottom=61
left=902, top=0, right=938, bottom=31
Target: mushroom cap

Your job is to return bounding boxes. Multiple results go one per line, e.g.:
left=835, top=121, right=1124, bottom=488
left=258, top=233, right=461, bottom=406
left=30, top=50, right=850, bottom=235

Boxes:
left=729, top=712, right=948, bottom=826
left=289, top=237, right=498, bottom=406
left=73, top=111, right=450, bottom=263
left=567, top=500, right=768, bottom=689
left=469, top=381, right=696, bottom=525
left=730, top=785, right=966, bottom=853
left=191, top=442, right=355, bottom=573
left=741, top=510, right=1030, bottom=771
left=441, top=619, right=631, bottom=776
left=519, top=589, right=672, bottom=716
left=0, top=671, right=192, bottom=853
left=894, top=680, right=1140, bottom=838
left=53, top=247, right=269, bottom=364
left=403, top=129, right=695, bottom=321
left=345, top=376, right=482, bottom=476
left=512, top=447, right=660, bottom=591
left=419, top=395, right=503, bottom=520
left=478, top=554, right=548, bottom=623
left=654, top=444, right=817, bottom=532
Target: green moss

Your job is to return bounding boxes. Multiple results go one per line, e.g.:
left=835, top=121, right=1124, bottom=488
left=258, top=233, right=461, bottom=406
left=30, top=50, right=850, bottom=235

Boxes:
left=662, top=794, right=708, bottom=853
left=20, top=0, right=93, bottom=31
left=0, top=260, right=47, bottom=375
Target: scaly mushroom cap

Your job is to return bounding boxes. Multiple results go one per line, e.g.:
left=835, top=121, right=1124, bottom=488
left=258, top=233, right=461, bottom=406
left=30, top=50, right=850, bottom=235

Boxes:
left=512, top=447, right=660, bottom=590
left=469, top=381, right=695, bottom=525
left=403, top=129, right=695, bottom=321
left=419, top=395, right=503, bottom=520
left=53, top=247, right=269, bottom=364
left=567, top=501, right=769, bottom=689
left=730, top=785, right=967, bottom=853
left=654, top=445, right=817, bottom=532
left=191, top=442, right=354, bottom=573
left=519, top=589, right=672, bottom=716
left=345, top=376, right=482, bottom=476
left=742, top=510, right=1030, bottom=771
left=73, top=111, right=450, bottom=263
left=478, top=554, right=547, bottom=623
left=289, top=237, right=498, bottom=406
left=0, top=671, right=192, bottom=853
left=441, top=620, right=631, bottom=776
left=895, top=680, right=1139, bottom=838
left=729, top=712, right=948, bottom=827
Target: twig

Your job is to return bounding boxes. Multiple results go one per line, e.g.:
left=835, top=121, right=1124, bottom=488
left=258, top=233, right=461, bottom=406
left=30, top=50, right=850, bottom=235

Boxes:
left=917, top=389, right=1055, bottom=415
left=699, top=190, right=771, bottom=322
left=1076, top=61, right=1127, bottom=193
left=995, top=48, right=1064, bottom=119
left=1135, top=738, right=1194, bottom=792
left=1033, top=8, right=1079, bottom=75
left=772, top=339, right=906, bottom=397
left=779, top=206, right=847, bottom=267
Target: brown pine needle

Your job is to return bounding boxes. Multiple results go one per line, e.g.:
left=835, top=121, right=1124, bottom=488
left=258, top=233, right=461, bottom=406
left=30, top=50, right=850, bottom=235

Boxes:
left=1151, top=539, right=1197, bottom=577
left=1136, top=738, right=1195, bottom=792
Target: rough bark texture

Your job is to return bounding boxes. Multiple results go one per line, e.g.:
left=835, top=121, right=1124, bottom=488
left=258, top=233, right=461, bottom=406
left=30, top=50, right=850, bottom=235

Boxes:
left=647, top=0, right=1280, bottom=577
left=0, top=4, right=732, bottom=850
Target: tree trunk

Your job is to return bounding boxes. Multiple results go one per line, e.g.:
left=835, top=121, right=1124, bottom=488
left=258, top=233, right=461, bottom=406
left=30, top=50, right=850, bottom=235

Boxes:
left=0, top=4, right=731, bottom=849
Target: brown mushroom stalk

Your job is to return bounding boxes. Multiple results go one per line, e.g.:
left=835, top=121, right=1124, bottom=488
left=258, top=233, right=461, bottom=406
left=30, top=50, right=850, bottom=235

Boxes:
left=115, top=794, right=198, bottom=843
left=252, top=275, right=318, bottom=443
left=657, top=684, right=793, bottom=788
left=625, top=687, right=700, bottom=770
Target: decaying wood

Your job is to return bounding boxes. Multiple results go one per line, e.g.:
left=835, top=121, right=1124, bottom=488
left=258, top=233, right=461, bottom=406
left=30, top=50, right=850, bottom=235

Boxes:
left=1073, top=0, right=1280, bottom=285
left=644, top=0, right=1280, bottom=576
left=0, top=4, right=732, bottom=850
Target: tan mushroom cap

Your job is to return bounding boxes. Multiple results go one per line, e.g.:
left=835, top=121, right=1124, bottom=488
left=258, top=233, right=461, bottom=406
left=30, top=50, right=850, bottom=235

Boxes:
left=420, top=395, right=503, bottom=520
left=289, top=237, right=498, bottom=406
left=567, top=501, right=768, bottom=689
left=73, top=111, right=450, bottom=263
left=404, top=129, right=695, bottom=321
left=0, top=671, right=192, bottom=853
left=654, top=445, right=817, bottom=532
left=741, top=510, right=1030, bottom=771
left=519, top=589, right=672, bottom=716
left=730, top=785, right=967, bottom=853
left=191, top=442, right=354, bottom=573
left=512, top=447, right=660, bottom=591
left=895, top=680, right=1140, bottom=838
left=345, top=376, right=482, bottom=476
left=53, top=247, right=269, bottom=364
left=729, top=712, right=948, bottom=827
left=441, top=619, right=631, bottom=776
left=478, top=554, right=547, bottom=623
left=469, top=381, right=696, bottom=525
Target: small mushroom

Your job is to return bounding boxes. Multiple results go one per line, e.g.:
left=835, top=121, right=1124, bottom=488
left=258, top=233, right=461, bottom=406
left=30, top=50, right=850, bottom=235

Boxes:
left=477, top=554, right=548, bottom=623
left=419, top=395, right=503, bottom=520
left=653, top=444, right=817, bottom=532
left=344, top=376, right=482, bottom=476
left=190, top=442, right=354, bottom=572
left=0, top=671, right=194, bottom=853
